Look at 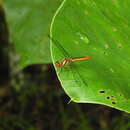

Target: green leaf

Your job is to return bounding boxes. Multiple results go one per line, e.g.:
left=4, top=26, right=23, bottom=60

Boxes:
left=4, top=0, right=62, bottom=68
left=50, top=0, right=130, bottom=112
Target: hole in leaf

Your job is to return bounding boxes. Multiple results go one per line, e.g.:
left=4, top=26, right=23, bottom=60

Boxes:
left=99, top=90, right=105, bottom=93
left=107, top=96, right=110, bottom=99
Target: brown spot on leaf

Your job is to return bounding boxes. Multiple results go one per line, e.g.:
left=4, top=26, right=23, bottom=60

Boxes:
left=119, top=94, right=123, bottom=96
left=103, top=51, right=107, bottom=55
left=117, top=43, right=123, bottom=48
left=112, top=102, right=116, bottom=104
left=111, top=96, right=115, bottom=99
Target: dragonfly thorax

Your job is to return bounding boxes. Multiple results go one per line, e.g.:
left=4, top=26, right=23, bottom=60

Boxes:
left=55, top=58, right=72, bottom=67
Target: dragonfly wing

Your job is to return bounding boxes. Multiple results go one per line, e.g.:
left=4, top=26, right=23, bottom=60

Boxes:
left=69, top=63, right=88, bottom=87
left=57, top=63, right=88, bottom=88
left=49, top=35, right=70, bottom=57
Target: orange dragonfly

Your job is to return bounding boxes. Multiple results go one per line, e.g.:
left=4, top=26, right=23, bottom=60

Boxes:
left=49, top=35, right=91, bottom=87
left=55, top=56, right=91, bottom=67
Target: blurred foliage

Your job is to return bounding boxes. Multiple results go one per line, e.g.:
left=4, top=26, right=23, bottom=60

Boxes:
left=0, top=0, right=2, bottom=7
left=0, top=64, right=130, bottom=130
left=51, top=0, right=130, bottom=112
left=4, top=0, right=62, bottom=68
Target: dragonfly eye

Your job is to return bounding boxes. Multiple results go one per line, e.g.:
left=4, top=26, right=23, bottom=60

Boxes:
left=55, top=61, right=61, bottom=67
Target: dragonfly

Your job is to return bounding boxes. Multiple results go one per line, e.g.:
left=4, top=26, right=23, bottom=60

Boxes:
left=48, top=35, right=91, bottom=87
left=55, top=56, right=91, bottom=67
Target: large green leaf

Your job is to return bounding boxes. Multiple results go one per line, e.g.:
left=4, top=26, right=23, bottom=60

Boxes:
left=4, top=0, right=62, bottom=68
left=50, top=0, right=130, bottom=112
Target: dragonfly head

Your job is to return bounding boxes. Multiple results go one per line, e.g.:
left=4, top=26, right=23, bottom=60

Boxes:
left=55, top=61, right=61, bottom=68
